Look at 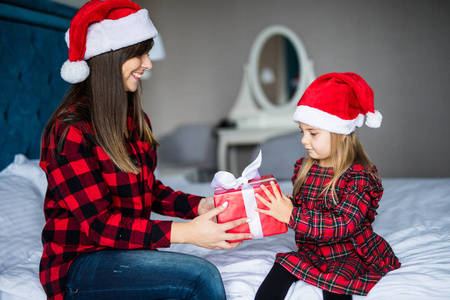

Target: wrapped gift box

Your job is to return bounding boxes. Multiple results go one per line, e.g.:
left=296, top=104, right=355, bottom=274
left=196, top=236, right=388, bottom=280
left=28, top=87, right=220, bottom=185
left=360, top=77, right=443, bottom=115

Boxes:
left=213, top=174, right=288, bottom=242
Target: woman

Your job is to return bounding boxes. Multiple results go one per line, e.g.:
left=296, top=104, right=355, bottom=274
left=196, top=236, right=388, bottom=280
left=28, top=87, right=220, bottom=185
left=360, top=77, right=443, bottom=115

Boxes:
left=39, top=1, right=252, bottom=299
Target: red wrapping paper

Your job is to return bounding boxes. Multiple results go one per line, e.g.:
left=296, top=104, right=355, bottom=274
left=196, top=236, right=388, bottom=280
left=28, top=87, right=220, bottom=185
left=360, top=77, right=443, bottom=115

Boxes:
left=213, top=175, right=288, bottom=242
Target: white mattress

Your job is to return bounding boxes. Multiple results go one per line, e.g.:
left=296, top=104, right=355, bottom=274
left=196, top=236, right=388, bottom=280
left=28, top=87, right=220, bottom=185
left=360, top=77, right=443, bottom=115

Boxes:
left=1, top=155, right=450, bottom=299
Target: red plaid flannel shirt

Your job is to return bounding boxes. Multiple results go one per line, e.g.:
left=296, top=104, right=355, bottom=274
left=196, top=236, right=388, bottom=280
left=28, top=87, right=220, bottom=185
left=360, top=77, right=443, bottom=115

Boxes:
left=39, top=109, right=202, bottom=300
left=276, top=158, right=400, bottom=295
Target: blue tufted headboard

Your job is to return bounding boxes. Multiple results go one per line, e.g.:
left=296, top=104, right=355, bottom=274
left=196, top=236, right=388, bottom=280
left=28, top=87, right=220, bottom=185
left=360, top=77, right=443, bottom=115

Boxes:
left=0, top=0, right=76, bottom=170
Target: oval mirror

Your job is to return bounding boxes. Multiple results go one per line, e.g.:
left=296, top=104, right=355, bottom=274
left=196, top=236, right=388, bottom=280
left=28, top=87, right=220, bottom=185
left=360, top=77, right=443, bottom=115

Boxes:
left=248, top=25, right=310, bottom=111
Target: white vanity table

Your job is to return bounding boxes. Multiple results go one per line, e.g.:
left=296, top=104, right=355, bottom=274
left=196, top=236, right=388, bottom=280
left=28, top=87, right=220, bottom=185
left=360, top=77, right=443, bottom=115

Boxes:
left=217, top=25, right=315, bottom=173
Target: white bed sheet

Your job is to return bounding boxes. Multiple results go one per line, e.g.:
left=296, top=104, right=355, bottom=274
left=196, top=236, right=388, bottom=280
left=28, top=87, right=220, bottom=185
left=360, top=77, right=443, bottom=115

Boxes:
left=1, top=156, right=449, bottom=300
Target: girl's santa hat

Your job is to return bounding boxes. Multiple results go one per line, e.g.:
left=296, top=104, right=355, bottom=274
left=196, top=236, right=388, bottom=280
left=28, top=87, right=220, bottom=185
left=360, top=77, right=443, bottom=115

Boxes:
left=61, top=0, right=158, bottom=84
left=293, top=72, right=382, bottom=134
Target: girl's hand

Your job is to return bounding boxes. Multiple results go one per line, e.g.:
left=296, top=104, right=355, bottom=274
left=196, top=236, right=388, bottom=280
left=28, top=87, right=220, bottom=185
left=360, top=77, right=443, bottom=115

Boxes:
left=255, top=181, right=294, bottom=224
left=171, top=202, right=254, bottom=250
left=198, top=196, right=215, bottom=216
left=198, top=196, right=219, bottom=223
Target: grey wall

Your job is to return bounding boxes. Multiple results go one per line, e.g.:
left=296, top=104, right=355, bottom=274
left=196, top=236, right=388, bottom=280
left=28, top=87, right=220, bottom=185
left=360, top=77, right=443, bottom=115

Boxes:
left=136, top=0, right=450, bottom=178
left=50, top=0, right=87, bottom=8
left=56, top=0, right=450, bottom=178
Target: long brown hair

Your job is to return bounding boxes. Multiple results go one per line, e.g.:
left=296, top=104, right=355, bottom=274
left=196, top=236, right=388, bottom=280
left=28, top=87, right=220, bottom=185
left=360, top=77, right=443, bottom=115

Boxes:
left=44, top=39, right=158, bottom=174
left=293, top=131, right=376, bottom=205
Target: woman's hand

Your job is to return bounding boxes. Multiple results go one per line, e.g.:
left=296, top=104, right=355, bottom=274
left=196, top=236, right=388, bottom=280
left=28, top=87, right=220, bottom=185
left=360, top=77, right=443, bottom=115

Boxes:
left=171, top=202, right=254, bottom=250
left=254, top=181, right=294, bottom=224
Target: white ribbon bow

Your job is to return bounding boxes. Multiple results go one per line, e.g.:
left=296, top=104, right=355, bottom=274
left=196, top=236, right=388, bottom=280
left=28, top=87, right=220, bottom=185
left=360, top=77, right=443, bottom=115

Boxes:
left=210, top=151, right=262, bottom=190
left=210, top=151, right=264, bottom=239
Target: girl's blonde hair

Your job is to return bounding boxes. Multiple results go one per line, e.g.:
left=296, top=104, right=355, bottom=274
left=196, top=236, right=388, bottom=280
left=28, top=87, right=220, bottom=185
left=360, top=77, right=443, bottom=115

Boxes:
left=44, top=39, right=158, bottom=175
left=293, top=131, right=376, bottom=205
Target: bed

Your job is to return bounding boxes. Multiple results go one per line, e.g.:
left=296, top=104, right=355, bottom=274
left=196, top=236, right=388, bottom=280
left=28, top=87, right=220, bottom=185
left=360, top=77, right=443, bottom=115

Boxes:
left=1, top=1, right=450, bottom=299
left=1, top=154, right=450, bottom=300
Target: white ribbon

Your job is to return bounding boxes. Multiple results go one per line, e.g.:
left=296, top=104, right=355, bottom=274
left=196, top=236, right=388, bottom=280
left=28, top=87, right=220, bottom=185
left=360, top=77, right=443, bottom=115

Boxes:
left=211, top=151, right=264, bottom=239
left=210, top=150, right=262, bottom=190
left=241, top=184, right=263, bottom=239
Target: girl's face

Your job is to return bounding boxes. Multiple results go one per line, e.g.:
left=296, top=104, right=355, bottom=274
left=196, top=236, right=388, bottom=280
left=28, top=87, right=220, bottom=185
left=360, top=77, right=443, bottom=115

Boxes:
left=122, top=52, right=152, bottom=92
left=299, top=122, right=332, bottom=167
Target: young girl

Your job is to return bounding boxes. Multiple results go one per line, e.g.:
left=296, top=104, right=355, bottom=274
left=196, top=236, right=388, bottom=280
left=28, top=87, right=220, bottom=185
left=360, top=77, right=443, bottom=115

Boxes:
left=39, top=1, right=252, bottom=300
left=254, top=72, right=401, bottom=300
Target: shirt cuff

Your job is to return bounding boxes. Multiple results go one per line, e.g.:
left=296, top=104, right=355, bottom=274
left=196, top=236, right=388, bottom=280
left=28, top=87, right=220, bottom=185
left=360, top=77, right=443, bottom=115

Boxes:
left=148, top=220, right=172, bottom=249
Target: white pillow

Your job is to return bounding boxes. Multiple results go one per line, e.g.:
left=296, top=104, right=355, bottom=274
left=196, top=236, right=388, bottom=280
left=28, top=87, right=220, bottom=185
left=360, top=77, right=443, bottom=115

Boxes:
left=0, top=154, right=47, bottom=198
left=0, top=252, right=46, bottom=300
left=0, top=174, right=45, bottom=273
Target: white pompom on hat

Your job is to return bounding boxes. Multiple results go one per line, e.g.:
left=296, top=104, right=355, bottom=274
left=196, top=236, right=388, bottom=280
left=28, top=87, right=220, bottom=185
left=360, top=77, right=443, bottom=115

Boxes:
left=61, top=0, right=158, bottom=84
left=292, top=72, right=382, bottom=134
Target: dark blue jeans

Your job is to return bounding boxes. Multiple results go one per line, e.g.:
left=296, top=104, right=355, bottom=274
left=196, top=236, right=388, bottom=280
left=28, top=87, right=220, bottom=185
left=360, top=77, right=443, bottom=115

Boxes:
left=64, top=249, right=226, bottom=300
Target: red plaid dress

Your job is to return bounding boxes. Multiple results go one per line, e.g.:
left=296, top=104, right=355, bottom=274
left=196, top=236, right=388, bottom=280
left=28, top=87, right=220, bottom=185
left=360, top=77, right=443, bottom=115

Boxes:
left=275, top=158, right=400, bottom=295
left=39, top=108, right=202, bottom=300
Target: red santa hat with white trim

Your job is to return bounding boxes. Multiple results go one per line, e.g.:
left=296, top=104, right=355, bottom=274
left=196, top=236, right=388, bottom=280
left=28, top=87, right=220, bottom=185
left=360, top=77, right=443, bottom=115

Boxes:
left=292, top=72, right=382, bottom=134
left=61, top=0, right=158, bottom=84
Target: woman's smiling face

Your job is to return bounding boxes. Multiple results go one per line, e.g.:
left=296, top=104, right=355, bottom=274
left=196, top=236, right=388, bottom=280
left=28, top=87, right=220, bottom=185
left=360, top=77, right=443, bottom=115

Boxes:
left=122, top=52, right=152, bottom=92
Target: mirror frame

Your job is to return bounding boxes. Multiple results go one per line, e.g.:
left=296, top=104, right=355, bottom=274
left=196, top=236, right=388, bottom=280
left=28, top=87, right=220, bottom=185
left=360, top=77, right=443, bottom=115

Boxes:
left=248, top=25, right=309, bottom=112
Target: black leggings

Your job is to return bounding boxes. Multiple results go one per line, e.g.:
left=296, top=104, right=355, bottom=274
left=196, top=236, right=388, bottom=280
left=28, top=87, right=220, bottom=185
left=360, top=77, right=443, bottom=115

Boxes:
left=255, top=263, right=353, bottom=300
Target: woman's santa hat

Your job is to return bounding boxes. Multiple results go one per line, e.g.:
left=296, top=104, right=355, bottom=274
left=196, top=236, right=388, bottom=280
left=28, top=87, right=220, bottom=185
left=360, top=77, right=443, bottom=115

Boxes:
left=293, top=72, right=382, bottom=134
left=61, top=0, right=158, bottom=84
